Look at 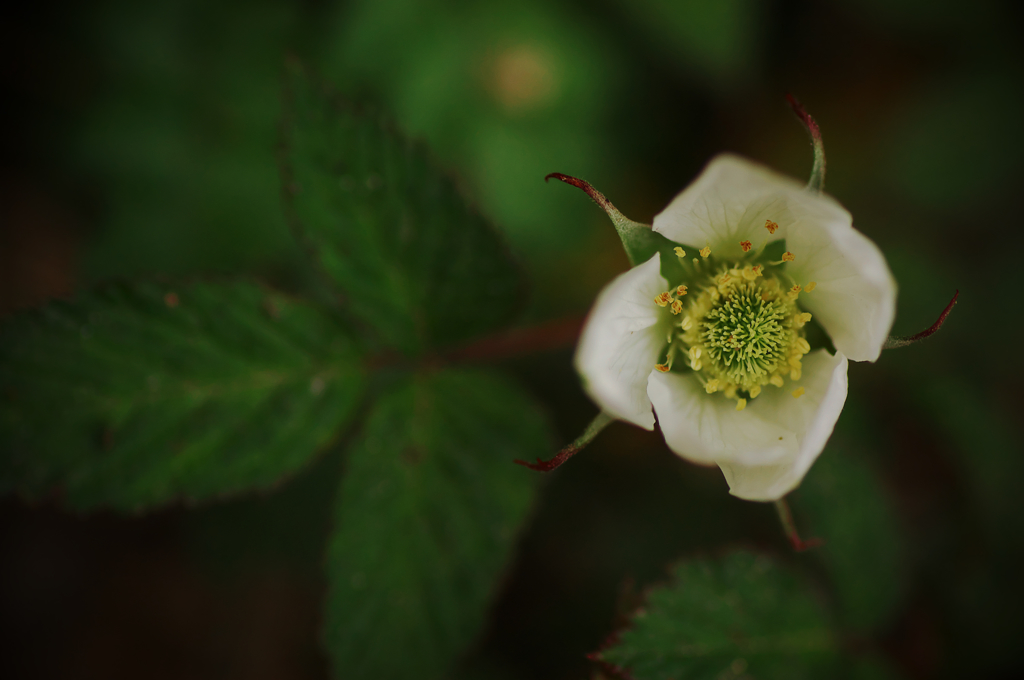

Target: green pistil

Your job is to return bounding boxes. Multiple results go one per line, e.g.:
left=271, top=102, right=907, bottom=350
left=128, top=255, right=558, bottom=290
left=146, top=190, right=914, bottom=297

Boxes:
left=701, top=283, right=792, bottom=387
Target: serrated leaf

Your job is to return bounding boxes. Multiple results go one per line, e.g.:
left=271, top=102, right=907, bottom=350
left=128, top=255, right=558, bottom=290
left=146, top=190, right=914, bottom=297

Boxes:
left=792, top=446, right=907, bottom=633
left=0, top=281, right=364, bottom=511
left=324, top=369, right=548, bottom=680
left=280, top=62, right=525, bottom=354
left=599, top=551, right=839, bottom=680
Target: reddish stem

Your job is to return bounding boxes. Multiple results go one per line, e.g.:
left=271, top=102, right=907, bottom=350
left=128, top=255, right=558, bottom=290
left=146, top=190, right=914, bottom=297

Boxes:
left=442, top=315, right=584, bottom=364
left=884, top=290, right=959, bottom=349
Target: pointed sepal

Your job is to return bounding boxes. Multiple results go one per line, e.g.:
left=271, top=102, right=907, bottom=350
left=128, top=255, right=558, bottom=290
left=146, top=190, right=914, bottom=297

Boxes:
left=545, top=172, right=670, bottom=267
left=787, top=94, right=826, bottom=193
left=884, top=290, right=959, bottom=350
left=514, top=410, right=613, bottom=472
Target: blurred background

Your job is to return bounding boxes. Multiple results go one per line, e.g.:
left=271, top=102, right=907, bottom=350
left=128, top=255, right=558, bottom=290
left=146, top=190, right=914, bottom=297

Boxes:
left=2, top=0, right=1021, bottom=678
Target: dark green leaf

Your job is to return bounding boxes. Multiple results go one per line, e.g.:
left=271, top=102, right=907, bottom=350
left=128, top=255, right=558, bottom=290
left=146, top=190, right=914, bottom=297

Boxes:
left=1, top=281, right=364, bottom=511
left=324, top=369, right=548, bottom=680
left=792, top=446, right=907, bottom=633
left=280, top=63, right=525, bottom=355
left=599, top=551, right=839, bottom=680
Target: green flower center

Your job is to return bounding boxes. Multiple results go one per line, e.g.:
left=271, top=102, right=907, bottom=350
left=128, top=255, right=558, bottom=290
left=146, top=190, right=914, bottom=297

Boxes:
left=654, top=259, right=814, bottom=409
left=701, top=283, right=794, bottom=387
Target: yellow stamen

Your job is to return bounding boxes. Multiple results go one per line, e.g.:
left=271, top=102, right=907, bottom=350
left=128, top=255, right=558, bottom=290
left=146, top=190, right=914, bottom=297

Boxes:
left=681, top=315, right=693, bottom=331
left=676, top=285, right=688, bottom=296
left=705, top=379, right=720, bottom=394
left=789, top=355, right=803, bottom=368
left=790, top=367, right=802, bottom=380
left=654, top=291, right=672, bottom=307
left=770, top=375, right=785, bottom=387
left=792, top=387, right=805, bottom=398
left=749, top=385, right=761, bottom=399
left=735, top=398, right=747, bottom=411
left=742, top=266, right=761, bottom=281
left=740, top=240, right=752, bottom=252
left=781, top=251, right=795, bottom=262
left=670, top=299, right=683, bottom=315
left=718, top=274, right=731, bottom=285
left=699, top=246, right=711, bottom=258
left=787, top=284, right=802, bottom=300
left=674, top=246, right=686, bottom=258
left=805, top=281, right=816, bottom=292
left=655, top=363, right=670, bottom=373
left=765, top=219, right=778, bottom=234
left=796, top=312, right=812, bottom=325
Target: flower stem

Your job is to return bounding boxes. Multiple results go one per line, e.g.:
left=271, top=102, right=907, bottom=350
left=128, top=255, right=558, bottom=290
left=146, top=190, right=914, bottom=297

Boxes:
left=514, top=411, right=614, bottom=472
left=773, top=497, right=823, bottom=552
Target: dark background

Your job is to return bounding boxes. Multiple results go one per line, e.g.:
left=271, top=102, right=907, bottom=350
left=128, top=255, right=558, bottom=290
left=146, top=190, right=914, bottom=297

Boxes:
left=2, top=0, right=1021, bottom=678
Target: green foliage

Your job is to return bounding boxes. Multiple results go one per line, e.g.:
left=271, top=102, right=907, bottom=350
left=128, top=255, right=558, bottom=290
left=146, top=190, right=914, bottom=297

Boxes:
left=0, top=281, right=364, bottom=511
left=793, top=447, right=907, bottom=632
left=280, top=63, right=525, bottom=355
left=598, top=551, right=838, bottom=680
left=324, top=369, right=548, bottom=680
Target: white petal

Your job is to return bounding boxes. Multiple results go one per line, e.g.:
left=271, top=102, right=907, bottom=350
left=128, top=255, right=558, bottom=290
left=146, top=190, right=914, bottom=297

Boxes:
left=648, top=371, right=795, bottom=467
left=786, top=218, right=896, bottom=363
left=574, top=253, right=668, bottom=430
left=716, top=350, right=849, bottom=501
left=652, top=154, right=848, bottom=260
left=653, top=153, right=896, bottom=362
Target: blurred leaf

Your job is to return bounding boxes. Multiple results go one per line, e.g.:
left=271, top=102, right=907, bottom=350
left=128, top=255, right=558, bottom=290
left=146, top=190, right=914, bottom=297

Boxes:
left=77, top=0, right=308, bottom=282
left=0, top=281, right=364, bottom=511
left=320, top=0, right=619, bottom=260
left=614, top=0, right=759, bottom=85
left=793, top=446, right=908, bottom=632
left=324, top=369, right=548, bottom=680
left=598, top=551, right=838, bottom=680
left=281, top=63, right=525, bottom=354
left=884, top=72, right=1024, bottom=210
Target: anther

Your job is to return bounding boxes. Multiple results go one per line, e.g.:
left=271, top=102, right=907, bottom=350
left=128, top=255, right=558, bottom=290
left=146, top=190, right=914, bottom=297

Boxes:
left=749, top=385, right=762, bottom=398
left=797, top=312, right=812, bottom=325
left=740, top=240, right=752, bottom=252
left=770, top=375, right=785, bottom=387
left=655, top=363, right=671, bottom=373
left=700, top=246, right=711, bottom=258
left=782, top=252, right=795, bottom=262
left=735, top=398, right=747, bottom=411
left=792, top=387, right=805, bottom=398
left=681, top=315, right=693, bottom=331
left=655, top=292, right=672, bottom=307
left=676, top=285, right=688, bottom=296
left=795, top=337, right=810, bottom=354
left=674, top=246, right=686, bottom=258
left=765, top=220, right=779, bottom=234
left=705, top=379, right=720, bottom=394
left=670, top=299, right=683, bottom=315
left=805, top=281, right=816, bottom=292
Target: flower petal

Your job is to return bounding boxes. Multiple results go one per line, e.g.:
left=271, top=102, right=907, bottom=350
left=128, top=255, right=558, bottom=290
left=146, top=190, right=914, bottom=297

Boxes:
left=648, top=372, right=795, bottom=468
left=575, top=253, right=668, bottom=430
left=786, top=220, right=896, bottom=363
left=652, top=154, right=847, bottom=260
left=653, top=153, right=896, bottom=362
left=716, top=350, right=849, bottom=501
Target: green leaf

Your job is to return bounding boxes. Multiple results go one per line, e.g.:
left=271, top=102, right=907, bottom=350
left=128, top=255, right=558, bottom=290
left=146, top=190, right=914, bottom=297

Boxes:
left=324, top=369, right=549, bottom=680
left=1, top=281, right=364, bottom=511
left=599, top=551, right=839, bottom=680
left=280, top=62, right=525, bottom=355
left=792, top=446, right=908, bottom=633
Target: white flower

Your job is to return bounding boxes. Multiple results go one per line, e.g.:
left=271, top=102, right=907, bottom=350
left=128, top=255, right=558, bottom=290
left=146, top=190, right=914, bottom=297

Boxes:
left=575, top=154, right=896, bottom=501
